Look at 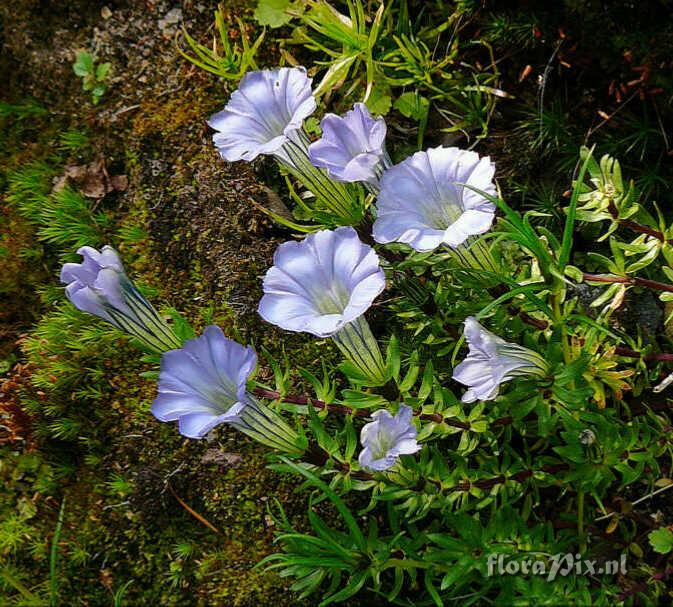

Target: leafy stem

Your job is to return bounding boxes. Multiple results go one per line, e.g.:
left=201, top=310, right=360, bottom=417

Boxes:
left=583, top=272, right=673, bottom=293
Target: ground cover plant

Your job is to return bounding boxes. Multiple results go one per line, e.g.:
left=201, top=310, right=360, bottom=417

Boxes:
left=2, top=1, right=673, bottom=605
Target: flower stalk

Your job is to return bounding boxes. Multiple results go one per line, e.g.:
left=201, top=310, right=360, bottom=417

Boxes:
left=606, top=200, right=672, bottom=244
left=448, top=236, right=500, bottom=274
left=232, top=397, right=306, bottom=456
left=106, top=274, right=184, bottom=353
left=583, top=272, right=673, bottom=294
left=277, top=130, right=362, bottom=223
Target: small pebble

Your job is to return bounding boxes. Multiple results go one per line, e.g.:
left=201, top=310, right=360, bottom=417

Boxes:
left=158, top=7, right=182, bottom=32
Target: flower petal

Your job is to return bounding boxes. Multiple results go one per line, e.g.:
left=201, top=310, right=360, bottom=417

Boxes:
left=308, top=102, right=387, bottom=184
left=177, top=411, right=242, bottom=439
left=259, top=227, right=384, bottom=337
left=152, top=327, right=256, bottom=434
left=443, top=209, right=495, bottom=247
left=374, top=146, right=496, bottom=252
left=208, top=67, right=316, bottom=162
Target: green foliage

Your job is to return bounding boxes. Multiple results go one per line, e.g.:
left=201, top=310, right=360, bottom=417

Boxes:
left=5, top=161, right=54, bottom=218
left=649, top=528, right=673, bottom=554
left=288, top=0, right=385, bottom=101
left=235, top=144, right=673, bottom=604
left=21, top=303, right=128, bottom=444
left=40, top=187, right=109, bottom=250
left=6, top=163, right=110, bottom=256
left=106, top=474, right=134, bottom=498
left=482, top=10, right=540, bottom=49
left=0, top=100, right=47, bottom=120
left=515, top=100, right=578, bottom=166
left=113, top=580, right=134, bottom=607
left=72, top=51, right=111, bottom=105
left=284, top=0, right=501, bottom=143
left=0, top=446, right=64, bottom=605
left=575, top=148, right=638, bottom=230
left=178, top=4, right=264, bottom=80
left=254, top=0, right=299, bottom=28
left=58, top=129, right=90, bottom=153
left=261, top=460, right=372, bottom=604
left=49, top=498, right=66, bottom=606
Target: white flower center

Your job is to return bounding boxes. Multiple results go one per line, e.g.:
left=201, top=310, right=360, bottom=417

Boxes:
left=311, top=280, right=351, bottom=315
left=370, top=429, right=393, bottom=460
left=423, top=192, right=463, bottom=230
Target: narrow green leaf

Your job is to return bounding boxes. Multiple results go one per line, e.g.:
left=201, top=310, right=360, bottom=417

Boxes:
left=558, top=147, right=594, bottom=270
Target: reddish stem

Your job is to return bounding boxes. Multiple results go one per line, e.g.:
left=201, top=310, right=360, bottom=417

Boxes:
left=614, top=346, right=673, bottom=362
left=509, top=302, right=673, bottom=363
left=253, top=387, right=369, bottom=417
left=634, top=276, right=673, bottom=293
left=253, top=387, right=473, bottom=430
left=618, top=566, right=673, bottom=601
left=508, top=306, right=550, bottom=330
left=607, top=200, right=671, bottom=244
left=433, top=463, right=569, bottom=493
left=582, top=273, right=631, bottom=284
left=583, top=273, right=673, bottom=294
left=619, top=219, right=668, bottom=242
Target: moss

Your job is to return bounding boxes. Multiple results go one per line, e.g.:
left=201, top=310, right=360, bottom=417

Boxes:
left=0, top=207, right=47, bottom=354
left=132, top=92, right=214, bottom=141
left=0, top=286, right=320, bottom=604
left=0, top=4, right=337, bottom=604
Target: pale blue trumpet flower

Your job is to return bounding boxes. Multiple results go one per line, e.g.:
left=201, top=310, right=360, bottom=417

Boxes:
left=452, top=317, right=549, bottom=403
left=373, top=146, right=497, bottom=252
left=60, top=246, right=182, bottom=353
left=258, top=227, right=388, bottom=385
left=308, top=102, right=391, bottom=190
left=207, top=67, right=316, bottom=163
left=358, top=404, right=420, bottom=471
left=151, top=325, right=304, bottom=454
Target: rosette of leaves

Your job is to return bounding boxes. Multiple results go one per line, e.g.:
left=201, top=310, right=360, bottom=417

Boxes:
left=72, top=51, right=111, bottom=105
